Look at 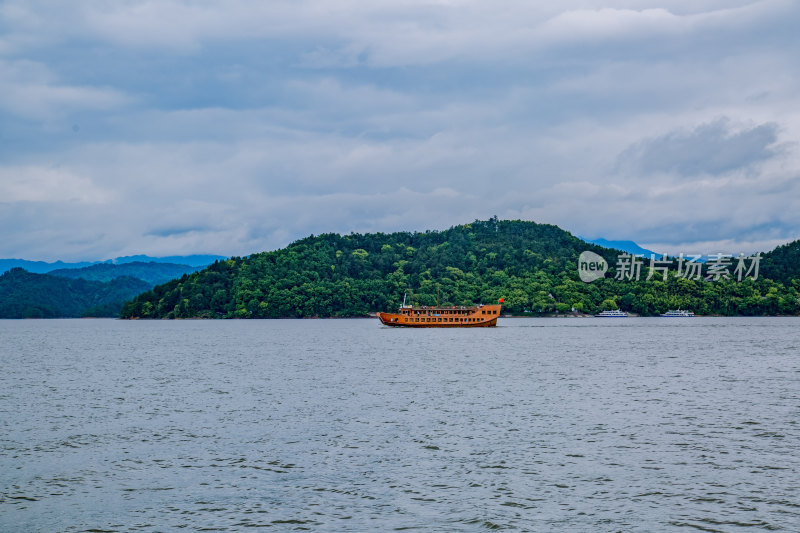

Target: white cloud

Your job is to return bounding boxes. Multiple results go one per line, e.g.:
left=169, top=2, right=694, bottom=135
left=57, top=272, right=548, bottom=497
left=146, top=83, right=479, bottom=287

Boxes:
left=2, top=1, right=794, bottom=62
left=0, top=165, right=113, bottom=203
left=0, top=60, right=131, bottom=121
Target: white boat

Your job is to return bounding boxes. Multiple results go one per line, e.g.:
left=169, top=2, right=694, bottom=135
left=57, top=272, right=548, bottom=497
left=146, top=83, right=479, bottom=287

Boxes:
left=595, top=309, right=628, bottom=317
left=660, top=309, right=695, bottom=317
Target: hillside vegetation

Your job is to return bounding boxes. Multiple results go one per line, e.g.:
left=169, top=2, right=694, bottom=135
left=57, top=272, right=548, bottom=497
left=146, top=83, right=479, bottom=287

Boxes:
left=121, top=219, right=800, bottom=319
left=0, top=269, right=151, bottom=318
left=761, top=240, right=800, bottom=284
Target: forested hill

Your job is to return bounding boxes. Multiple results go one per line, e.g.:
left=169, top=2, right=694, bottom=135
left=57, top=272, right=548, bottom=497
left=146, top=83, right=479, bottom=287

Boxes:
left=0, top=268, right=151, bottom=318
left=760, top=239, right=800, bottom=284
left=122, top=219, right=611, bottom=318
left=121, top=219, right=800, bottom=319
left=0, top=262, right=206, bottom=318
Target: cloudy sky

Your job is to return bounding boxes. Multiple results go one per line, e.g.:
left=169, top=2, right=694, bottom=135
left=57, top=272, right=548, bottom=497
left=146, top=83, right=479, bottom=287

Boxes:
left=2, top=0, right=799, bottom=261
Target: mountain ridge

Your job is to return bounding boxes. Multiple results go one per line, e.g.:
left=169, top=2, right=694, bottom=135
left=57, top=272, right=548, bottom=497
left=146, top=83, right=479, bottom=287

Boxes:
left=0, top=255, right=226, bottom=275
left=0, top=262, right=207, bottom=318
left=49, top=261, right=203, bottom=285
left=0, top=269, right=152, bottom=318
left=4, top=220, right=798, bottom=319
left=121, top=219, right=800, bottom=319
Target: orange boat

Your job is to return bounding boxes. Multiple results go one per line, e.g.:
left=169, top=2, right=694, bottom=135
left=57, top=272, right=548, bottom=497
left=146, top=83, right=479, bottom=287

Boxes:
left=378, top=297, right=502, bottom=328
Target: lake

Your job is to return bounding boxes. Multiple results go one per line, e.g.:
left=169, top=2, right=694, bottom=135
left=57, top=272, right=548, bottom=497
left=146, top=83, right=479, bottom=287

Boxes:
left=1, top=317, right=799, bottom=531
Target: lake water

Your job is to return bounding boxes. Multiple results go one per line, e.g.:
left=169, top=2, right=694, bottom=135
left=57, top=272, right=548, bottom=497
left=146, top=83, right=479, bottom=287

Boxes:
left=1, top=317, right=799, bottom=531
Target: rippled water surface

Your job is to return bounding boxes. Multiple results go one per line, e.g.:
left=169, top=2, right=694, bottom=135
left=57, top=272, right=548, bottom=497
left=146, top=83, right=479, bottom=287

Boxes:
left=1, top=317, right=799, bottom=531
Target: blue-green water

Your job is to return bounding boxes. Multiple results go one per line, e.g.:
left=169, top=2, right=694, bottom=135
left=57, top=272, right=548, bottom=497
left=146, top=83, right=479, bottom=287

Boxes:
left=1, top=318, right=799, bottom=531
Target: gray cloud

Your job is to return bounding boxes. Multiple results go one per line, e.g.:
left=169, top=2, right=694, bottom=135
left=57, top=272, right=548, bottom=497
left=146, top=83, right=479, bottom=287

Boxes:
left=1, top=1, right=800, bottom=260
left=616, top=119, right=781, bottom=176
left=145, top=225, right=213, bottom=238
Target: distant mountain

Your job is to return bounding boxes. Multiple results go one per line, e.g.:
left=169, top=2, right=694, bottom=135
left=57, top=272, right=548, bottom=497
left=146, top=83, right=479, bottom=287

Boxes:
left=0, top=259, right=95, bottom=275
left=0, top=268, right=152, bottom=318
left=0, top=254, right=226, bottom=275
left=0, top=257, right=224, bottom=318
left=49, top=261, right=202, bottom=285
left=584, top=238, right=662, bottom=258
left=111, top=255, right=227, bottom=267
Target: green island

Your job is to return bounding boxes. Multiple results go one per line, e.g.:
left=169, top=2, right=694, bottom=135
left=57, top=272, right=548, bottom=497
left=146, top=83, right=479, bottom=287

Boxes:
left=119, top=219, right=800, bottom=319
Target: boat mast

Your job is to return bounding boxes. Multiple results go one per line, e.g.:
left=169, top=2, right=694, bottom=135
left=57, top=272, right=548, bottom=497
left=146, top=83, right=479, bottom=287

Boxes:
left=436, top=284, right=440, bottom=307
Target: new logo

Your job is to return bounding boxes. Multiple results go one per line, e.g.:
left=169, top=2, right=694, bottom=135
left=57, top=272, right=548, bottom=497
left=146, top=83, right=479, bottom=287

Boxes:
left=578, top=251, right=607, bottom=283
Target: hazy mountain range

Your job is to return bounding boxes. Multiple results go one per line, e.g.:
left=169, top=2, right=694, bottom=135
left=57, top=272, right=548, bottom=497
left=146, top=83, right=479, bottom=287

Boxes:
left=0, top=255, right=226, bottom=275
left=0, top=256, right=226, bottom=318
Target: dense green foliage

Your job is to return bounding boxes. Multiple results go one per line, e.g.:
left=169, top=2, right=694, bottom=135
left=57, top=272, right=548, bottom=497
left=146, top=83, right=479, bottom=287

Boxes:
left=121, top=219, right=800, bottom=319
left=0, top=268, right=152, bottom=318
left=761, top=239, right=800, bottom=284
left=49, top=261, right=201, bottom=285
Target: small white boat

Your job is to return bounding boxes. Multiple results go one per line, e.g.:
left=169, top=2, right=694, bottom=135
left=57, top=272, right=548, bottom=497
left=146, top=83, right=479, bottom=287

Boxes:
left=660, top=309, right=695, bottom=317
left=595, top=309, right=628, bottom=317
